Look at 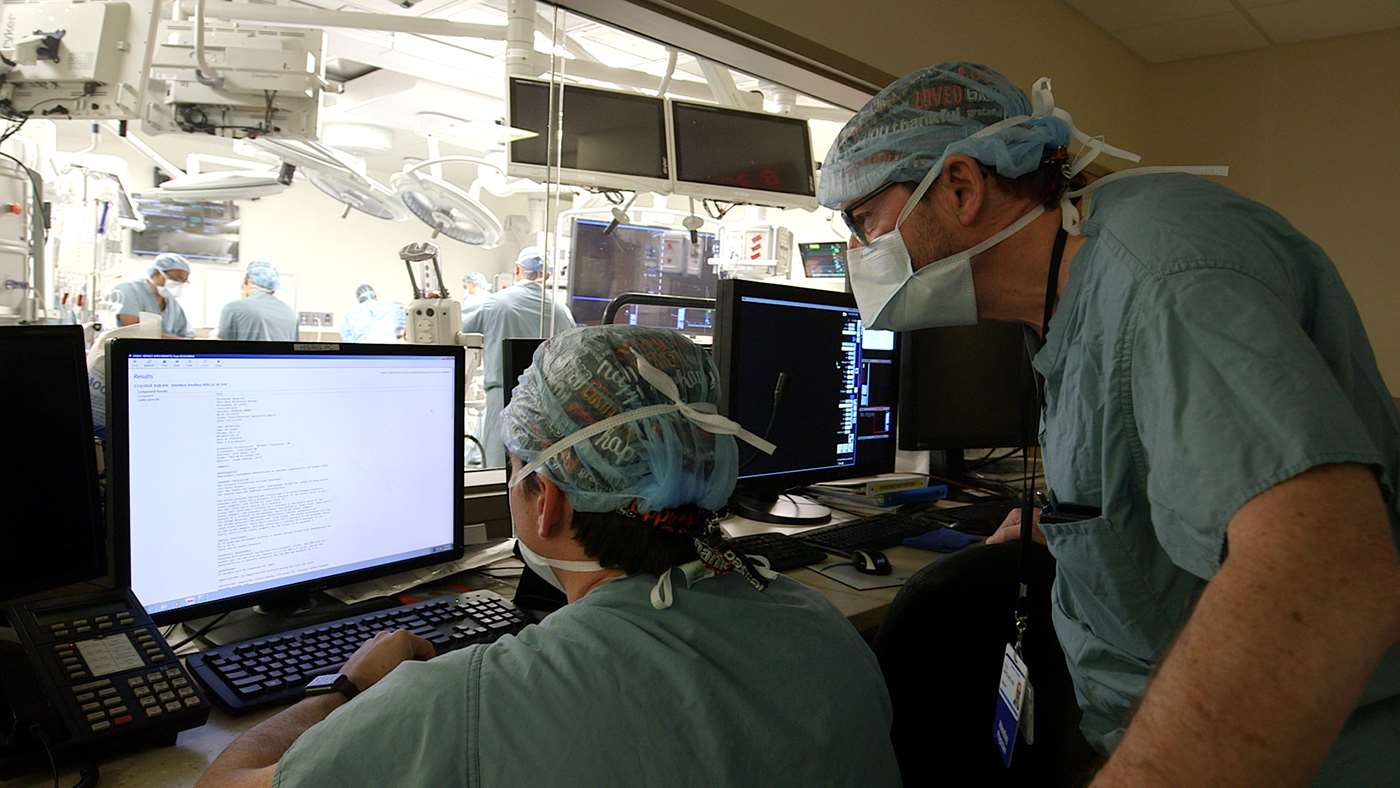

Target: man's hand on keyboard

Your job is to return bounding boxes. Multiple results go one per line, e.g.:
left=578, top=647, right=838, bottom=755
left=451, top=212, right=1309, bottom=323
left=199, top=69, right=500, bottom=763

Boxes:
left=986, top=506, right=1045, bottom=546
left=341, top=629, right=437, bottom=690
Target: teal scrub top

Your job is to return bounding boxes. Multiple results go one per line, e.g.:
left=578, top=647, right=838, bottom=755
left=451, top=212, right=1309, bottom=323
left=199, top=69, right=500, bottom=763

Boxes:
left=340, top=298, right=405, bottom=343
left=461, top=280, right=575, bottom=466
left=108, top=279, right=193, bottom=338
left=273, top=573, right=900, bottom=787
left=217, top=291, right=298, bottom=341
left=1034, top=173, right=1400, bottom=784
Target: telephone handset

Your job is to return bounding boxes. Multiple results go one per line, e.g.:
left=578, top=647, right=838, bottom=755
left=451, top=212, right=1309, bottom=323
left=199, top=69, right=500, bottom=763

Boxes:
left=0, top=588, right=209, bottom=778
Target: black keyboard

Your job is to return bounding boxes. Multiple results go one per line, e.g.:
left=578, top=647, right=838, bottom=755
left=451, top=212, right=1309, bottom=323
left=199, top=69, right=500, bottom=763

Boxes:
left=186, top=590, right=529, bottom=714
left=798, top=509, right=946, bottom=552
left=730, top=532, right=829, bottom=571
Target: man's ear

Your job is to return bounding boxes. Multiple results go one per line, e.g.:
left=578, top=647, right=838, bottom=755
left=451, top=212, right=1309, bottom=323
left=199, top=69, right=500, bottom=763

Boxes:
left=937, top=154, right=989, bottom=229
left=534, top=474, right=573, bottom=540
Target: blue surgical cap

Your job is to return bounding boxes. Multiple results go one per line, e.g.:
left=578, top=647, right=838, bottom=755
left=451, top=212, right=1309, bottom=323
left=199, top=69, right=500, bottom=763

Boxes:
left=515, top=246, right=544, bottom=274
left=818, top=62, right=1070, bottom=210
left=356, top=284, right=376, bottom=302
left=246, top=261, right=280, bottom=292
left=147, top=253, right=190, bottom=278
left=501, top=325, right=738, bottom=514
left=463, top=271, right=489, bottom=289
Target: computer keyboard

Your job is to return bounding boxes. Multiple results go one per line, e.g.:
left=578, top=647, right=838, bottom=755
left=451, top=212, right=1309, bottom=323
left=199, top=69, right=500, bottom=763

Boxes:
left=186, top=590, right=529, bottom=714
left=730, top=532, right=830, bottom=571
left=797, top=509, right=947, bottom=553
left=924, top=499, right=1019, bottom=536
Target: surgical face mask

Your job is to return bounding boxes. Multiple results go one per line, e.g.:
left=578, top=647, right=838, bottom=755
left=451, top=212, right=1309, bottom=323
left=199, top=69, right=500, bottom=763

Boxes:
left=847, top=166, right=1045, bottom=331
left=515, top=533, right=604, bottom=594
left=161, top=281, right=185, bottom=298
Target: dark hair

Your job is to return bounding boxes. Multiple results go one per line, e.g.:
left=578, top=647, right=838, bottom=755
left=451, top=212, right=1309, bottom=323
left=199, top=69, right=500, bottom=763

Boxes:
left=517, top=473, right=699, bottom=576
left=983, top=156, right=1085, bottom=210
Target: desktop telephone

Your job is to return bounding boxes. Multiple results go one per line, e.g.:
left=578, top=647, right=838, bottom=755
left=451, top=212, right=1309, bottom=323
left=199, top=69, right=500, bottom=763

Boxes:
left=0, top=588, right=210, bottom=777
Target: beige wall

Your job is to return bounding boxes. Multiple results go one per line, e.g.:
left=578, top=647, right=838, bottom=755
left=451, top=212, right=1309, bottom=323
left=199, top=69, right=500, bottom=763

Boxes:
left=720, top=0, right=1156, bottom=167
left=1147, top=28, right=1400, bottom=392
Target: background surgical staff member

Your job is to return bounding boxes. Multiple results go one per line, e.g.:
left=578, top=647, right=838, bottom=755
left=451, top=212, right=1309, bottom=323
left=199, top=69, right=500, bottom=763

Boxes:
left=821, top=62, right=1400, bottom=785
left=461, top=246, right=575, bottom=467
left=108, top=253, right=194, bottom=338
left=340, top=284, right=404, bottom=343
left=218, top=261, right=298, bottom=342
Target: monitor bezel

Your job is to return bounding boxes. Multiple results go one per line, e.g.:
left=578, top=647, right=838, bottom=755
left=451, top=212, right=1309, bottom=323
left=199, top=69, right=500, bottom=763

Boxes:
left=506, top=77, right=675, bottom=195
left=108, top=339, right=466, bottom=624
left=0, top=325, right=107, bottom=603
left=713, top=279, right=899, bottom=491
left=669, top=100, right=818, bottom=210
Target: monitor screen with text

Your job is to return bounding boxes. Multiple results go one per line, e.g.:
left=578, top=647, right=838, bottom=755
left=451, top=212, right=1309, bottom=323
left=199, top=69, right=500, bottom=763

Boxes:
left=123, top=351, right=459, bottom=616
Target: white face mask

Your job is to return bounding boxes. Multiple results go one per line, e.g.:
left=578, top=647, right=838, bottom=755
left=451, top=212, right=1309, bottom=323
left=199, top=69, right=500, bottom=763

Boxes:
left=160, top=281, right=185, bottom=299
left=515, top=535, right=604, bottom=594
left=847, top=164, right=1045, bottom=332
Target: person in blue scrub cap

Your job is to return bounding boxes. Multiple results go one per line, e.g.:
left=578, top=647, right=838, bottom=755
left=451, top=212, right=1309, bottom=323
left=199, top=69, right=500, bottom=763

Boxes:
left=340, top=284, right=404, bottom=343
left=199, top=326, right=902, bottom=788
left=462, top=271, right=490, bottom=306
left=107, top=253, right=195, bottom=338
left=823, top=61, right=1400, bottom=785
left=461, top=246, right=576, bottom=468
left=217, top=261, right=298, bottom=341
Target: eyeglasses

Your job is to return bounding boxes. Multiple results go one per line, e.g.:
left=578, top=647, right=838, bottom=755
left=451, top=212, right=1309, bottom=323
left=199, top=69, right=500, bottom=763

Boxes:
left=840, top=181, right=900, bottom=245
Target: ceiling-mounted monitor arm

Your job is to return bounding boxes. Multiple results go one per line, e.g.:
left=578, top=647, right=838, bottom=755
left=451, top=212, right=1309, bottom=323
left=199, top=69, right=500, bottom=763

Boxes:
left=98, top=122, right=186, bottom=179
left=174, top=0, right=508, bottom=38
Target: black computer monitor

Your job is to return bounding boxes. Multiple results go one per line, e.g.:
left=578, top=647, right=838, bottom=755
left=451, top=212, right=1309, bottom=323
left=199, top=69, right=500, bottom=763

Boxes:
left=501, top=337, right=546, bottom=408
left=0, top=326, right=107, bottom=603
left=568, top=218, right=720, bottom=334
left=108, top=340, right=466, bottom=625
left=714, top=280, right=900, bottom=523
left=670, top=100, right=817, bottom=209
left=507, top=78, right=671, bottom=193
left=799, top=241, right=848, bottom=279
left=897, top=322, right=1039, bottom=478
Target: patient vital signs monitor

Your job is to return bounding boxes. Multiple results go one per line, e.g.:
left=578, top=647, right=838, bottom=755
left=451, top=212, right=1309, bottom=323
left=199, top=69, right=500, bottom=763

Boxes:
left=108, top=341, right=465, bottom=623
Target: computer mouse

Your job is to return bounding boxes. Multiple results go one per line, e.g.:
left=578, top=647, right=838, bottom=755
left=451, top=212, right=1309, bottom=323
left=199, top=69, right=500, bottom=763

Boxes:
left=852, top=549, right=893, bottom=576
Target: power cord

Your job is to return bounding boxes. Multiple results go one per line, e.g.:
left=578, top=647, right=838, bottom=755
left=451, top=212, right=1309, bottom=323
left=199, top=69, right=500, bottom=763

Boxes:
left=738, top=371, right=788, bottom=471
left=168, top=612, right=230, bottom=651
left=28, top=723, right=57, bottom=788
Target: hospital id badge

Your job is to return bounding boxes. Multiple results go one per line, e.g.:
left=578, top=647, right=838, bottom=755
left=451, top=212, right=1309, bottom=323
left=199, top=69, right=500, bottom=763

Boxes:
left=993, top=643, right=1031, bottom=767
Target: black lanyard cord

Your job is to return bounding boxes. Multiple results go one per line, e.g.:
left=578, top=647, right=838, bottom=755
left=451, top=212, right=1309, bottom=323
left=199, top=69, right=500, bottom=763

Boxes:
left=1013, top=225, right=1069, bottom=652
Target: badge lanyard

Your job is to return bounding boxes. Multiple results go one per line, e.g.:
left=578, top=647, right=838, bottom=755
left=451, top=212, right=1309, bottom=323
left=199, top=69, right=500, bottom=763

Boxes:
left=999, top=225, right=1068, bottom=768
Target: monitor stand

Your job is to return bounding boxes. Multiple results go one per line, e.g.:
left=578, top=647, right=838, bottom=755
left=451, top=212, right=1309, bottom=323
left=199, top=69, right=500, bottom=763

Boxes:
left=729, top=491, right=831, bottom=526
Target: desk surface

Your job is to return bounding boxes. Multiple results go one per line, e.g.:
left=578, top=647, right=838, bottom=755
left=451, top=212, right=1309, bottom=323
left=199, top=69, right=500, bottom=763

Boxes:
left=14, top=514, right=948, bottom=788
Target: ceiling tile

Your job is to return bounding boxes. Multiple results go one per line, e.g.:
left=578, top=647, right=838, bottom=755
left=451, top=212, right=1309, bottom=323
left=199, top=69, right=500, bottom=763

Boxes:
left=1066, top=0, right=1234, bottom=32
left=1114, top=11, right=1271, bottom=62
left=1244, top=0, right=1400, bottom=43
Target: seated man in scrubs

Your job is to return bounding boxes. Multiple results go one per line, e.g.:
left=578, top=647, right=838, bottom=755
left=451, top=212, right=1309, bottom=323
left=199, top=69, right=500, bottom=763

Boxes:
left=198, top=326, right=901, bottom=788
left=108, top=253, right=194, bottom=338
left=217, top=261, right=298, bottom=341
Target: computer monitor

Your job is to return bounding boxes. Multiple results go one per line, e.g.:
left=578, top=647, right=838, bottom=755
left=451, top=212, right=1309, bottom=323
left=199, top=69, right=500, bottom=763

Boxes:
left=897, top=322, right=1039, bottom=477
left=799, top=241, right=848, bottom=279
left=501, top=337, right=546, bottom=408
left=714, top=280, right=899, bottom=523
left=568, top=217, right=720, bottom=334
left=507, top=77, right=671, bottom=193
left=0, top=326, right=106, bottom=603
left=670, top=100, right=817, bottom=210
left=108, top=340, right=466, bottom=624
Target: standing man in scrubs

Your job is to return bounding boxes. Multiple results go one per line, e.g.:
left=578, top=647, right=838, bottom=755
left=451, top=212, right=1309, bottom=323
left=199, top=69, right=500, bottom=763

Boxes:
left=218, top=261, right=298, bottom=341
left=820, top=62, right=1399, bottom=785
left=340, top=284, right=404, bottom=343
left=108, top=253, right=195, bottom=338
left=462, top=271, right=490, bottom=306
left=461, top=247, right=575, bottom=467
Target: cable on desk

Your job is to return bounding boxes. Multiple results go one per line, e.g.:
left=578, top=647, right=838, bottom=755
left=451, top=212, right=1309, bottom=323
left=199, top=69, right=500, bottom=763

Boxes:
left=29, top=723, right=57, bottom=788
left=169, top=611, right=230, bottom=651
left=73, top=761, right=99, bottom=788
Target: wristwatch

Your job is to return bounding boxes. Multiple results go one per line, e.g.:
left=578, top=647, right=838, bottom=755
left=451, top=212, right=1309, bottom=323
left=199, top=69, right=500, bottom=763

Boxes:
left=304, top=673, right=361, bottom=701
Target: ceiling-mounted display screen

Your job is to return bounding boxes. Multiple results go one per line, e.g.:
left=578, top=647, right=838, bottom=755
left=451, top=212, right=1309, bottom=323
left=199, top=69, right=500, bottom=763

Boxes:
left=670, top=100, right=816, bottom=209
left=507, top=77, right=670, bottom=192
